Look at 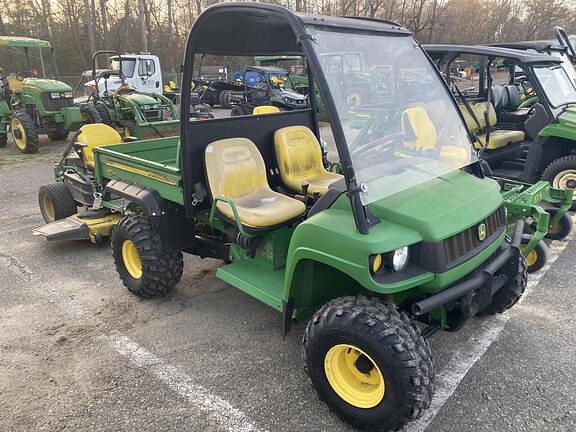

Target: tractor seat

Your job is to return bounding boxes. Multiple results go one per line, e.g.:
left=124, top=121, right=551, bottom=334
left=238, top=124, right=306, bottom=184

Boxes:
left=274, top=126, right=343, bottom=197
left=253, top=105, right=280, bottom=115
left=78, top=124, right=123, bottom=168
left=205, top=137, right=305, bottom=229
left=477, top=130, right=525, bottom=150
left=402, top=106, right=437, bottom=151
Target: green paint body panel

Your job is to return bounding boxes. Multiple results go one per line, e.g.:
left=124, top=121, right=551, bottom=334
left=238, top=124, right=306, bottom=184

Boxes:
left=0, top=36, right=51, bottom=48
left=539, top=107, right=576, bottom=140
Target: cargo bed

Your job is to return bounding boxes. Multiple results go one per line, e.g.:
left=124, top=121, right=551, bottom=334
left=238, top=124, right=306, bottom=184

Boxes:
left=93, top=136, right=184, bottom=205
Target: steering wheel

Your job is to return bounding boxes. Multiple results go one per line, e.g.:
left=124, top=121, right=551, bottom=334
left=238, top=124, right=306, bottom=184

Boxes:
left=16, top=71, right=34, bottom=81
left=351, top=132, right=403, bottom=161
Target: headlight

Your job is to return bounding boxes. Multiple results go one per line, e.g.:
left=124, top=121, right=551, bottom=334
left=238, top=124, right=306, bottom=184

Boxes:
left=391, top=247, right=409, bottom=272
left=142, top=104, right=151, bottom=110
left=49, top=92, right=60, bottom=99
left=152, top=103, right=160, bottom=109
left=64, top=92, right=73, bottom=98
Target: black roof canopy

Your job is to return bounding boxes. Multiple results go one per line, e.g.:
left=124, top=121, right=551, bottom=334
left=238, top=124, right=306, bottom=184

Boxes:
left=486, top=40, right=566, bottom=53
left=189, top=2, right=411, bottom=57
left=424, top=44, right=563, bottom=65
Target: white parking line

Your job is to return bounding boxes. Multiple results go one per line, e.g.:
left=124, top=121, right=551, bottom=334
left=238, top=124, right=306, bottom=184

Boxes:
left=103, top=333, right=267, bottom=432
left=405, top=222, right=575, bottom=432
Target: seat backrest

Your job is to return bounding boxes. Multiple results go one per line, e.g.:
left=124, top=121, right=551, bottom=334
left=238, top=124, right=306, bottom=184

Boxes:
left=473, top=102, right=497, bottom=129
left=274, top=126, right=325, bottom=190
left=491, top=85, right=509, bottom=111
left=205, top=137, right=268, bottom=199
left=79, top=124, right=123, bottom=168
left=253, top=105, right=280, bottom=115
left=505, top=85, right=521, bottom=109
left=7, top=76, right=22, bottom=92
left=459, top=104, right=480, bottom=133
left=402, top=106, right=437, bottom=150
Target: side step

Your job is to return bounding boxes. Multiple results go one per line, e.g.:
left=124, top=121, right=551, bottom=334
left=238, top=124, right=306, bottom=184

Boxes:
left=216, top=259, right=285, bottom=312
left=33, top=212, right=122, bottom=243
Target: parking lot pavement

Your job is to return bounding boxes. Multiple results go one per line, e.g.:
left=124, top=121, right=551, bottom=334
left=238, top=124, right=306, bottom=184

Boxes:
left=1, top=141, right=575, bottom=432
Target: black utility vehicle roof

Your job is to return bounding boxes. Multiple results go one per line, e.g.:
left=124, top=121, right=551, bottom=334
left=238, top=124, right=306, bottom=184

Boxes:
left=424, top=44, right=562, bottom=64
left=190, top=2, right=411, bottom=56
left=486, top=40, right=566, bottom=53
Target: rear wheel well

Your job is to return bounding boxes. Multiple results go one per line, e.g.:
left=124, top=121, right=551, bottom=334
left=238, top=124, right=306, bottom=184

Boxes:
left=535, top=137, right=576, bottom=176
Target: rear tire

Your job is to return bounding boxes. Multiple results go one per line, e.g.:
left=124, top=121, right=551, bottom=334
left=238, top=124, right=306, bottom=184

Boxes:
left=38, top=182, right=77, bottom=223
left=479, top=254, right=527, bottom=315
left=542, top=155, right=576, bottom=211
left=111, top=214, right=183, bottom=297
left=48, top=124, right=69, bottom=141
left=80, top=104, right=102, bottom=124
left=123, top=121, right=136, bottom=138
left=10, top=111, right=38, bottom=153
left=545, top=209, right=573, bottom=241
left=231, top=105, right=250, bottom=116
left=303, top=296, right=434, bottom=431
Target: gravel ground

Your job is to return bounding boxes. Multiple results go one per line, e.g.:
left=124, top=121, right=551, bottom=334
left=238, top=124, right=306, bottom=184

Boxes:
left=0, top=124, right=575, bottom=432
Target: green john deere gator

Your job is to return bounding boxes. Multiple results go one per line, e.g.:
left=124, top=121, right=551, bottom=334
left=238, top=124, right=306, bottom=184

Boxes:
left=0, top=36, right=100, bottom=153
left=35, top=4, right=529, bottom=430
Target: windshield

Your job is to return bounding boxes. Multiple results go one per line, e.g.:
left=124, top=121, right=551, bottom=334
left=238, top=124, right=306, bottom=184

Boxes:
left=550, top=50, right=576, bottom=84
left=309, top=28, right=476, bottom=205
left=111, top=58, right=136, bottom=78
left=533, top=64, right=576, bottom=108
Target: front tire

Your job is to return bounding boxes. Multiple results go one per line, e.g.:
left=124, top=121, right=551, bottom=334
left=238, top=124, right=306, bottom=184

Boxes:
left=0, top=132, right=7, bottom=148
left=80, top=104, right=102, bottom=124
left=38, top=183, right=77, bottom=223
left=542, top=155, right=576, bottom=211
left=520, top=237, right=549, bottom=273
left=10, top=111, right=38, bottom=153
left=303, top=296, right=434, bottom=431
left=111, top=215, right=184, bottom=297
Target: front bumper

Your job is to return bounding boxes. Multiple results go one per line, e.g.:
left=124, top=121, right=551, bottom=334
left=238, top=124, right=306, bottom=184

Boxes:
left=412, top=220, right=524, bottom=321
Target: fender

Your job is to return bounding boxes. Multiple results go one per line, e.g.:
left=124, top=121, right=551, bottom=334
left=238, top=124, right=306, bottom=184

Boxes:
left=104, top=179, right=169, bottom=216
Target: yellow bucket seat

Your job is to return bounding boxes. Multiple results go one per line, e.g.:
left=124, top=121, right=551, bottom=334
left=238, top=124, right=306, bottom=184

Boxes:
left=274, top=126, right=342, bottom=196
left=253, top=105, right=280, bottom=115
left=78, top=124, right=123, bottom=168
left=402, top=106, right=437, bottom=151
left=205, top=137, right=305, bottom=229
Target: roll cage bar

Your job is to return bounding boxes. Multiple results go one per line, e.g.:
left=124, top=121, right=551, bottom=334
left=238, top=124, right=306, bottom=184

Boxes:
left=90, top=50, right=125, bottom=99
left=180, top=3, right=410, bottom=234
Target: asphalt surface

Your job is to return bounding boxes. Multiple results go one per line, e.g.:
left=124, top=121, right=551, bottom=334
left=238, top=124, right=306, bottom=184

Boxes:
left=1, top=129, right=575, bottom=432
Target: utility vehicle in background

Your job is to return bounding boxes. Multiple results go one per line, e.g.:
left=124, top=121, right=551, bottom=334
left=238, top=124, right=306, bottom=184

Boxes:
left=0, top=36, right=100, bottom=153
left=230, top=66, right=309, bottom=115
left=35, top=4, right=529, bottom=430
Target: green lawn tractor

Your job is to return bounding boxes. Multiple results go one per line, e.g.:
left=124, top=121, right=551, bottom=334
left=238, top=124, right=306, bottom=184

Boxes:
left=87, top=51, right=181, bottom=140
left=230, top=66, right=309, bottom=116
left=35, top=5, right=531, bottom=430
left=0, top=36, right=100, bottom=153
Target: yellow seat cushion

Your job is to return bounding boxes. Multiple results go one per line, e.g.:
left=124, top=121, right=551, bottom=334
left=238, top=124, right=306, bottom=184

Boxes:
left=253, top=105, right=280, bottom=115
left=205, top=137, right=305, bottom=228
left=402, top=106, right=437, bottom=151
left=475, top=130, right=525, bottom=150
left=7, top=76, right=23, bottom=92
left=274, top=126, right=342, bottom=196
left=78, top=124, right=123, bottom=168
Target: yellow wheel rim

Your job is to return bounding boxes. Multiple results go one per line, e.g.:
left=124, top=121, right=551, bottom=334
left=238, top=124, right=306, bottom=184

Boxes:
left=346, top=92, right=362, bottom=107
left=11, top=117, right=27, bottom=150
left=42, top=194, right=55, bottom=221
left=548, top=221, right=562, bottom=236
left=520, top=244, right=538, bottom=267
left=122, top=240, right=142, bottom=279
left=552, top=170, right=576, bottom=203
left=324, top=344, right=385, bottom=409
left=124, top=127, right=131, bottom=137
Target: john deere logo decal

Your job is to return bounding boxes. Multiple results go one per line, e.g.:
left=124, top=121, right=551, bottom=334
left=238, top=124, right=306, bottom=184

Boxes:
left=478, top=223, right=487, bottom=241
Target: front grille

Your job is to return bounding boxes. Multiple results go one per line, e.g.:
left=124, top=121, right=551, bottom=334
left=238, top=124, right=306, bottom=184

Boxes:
left=143, top=109, right=162, bottom=121
left=42, top=93, right=74, bottom=111
left=444, top=206, right=505, bottom=266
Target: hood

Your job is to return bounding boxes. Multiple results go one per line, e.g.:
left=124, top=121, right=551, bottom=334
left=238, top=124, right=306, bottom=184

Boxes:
left=368, top=170, right=502, bottom=242
left=122, top=92, right=159, bottom=105
left=24, top=78, right=72, bottom=92
left=281, top=88, right=307, bottom=100
left=556, top=105, right=576, bottom=127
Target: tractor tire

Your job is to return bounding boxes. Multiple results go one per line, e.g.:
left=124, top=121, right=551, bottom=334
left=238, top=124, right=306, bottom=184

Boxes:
left=345, top=87, right=367, bottom=107
left=219, top=90, right=232, bottom=109
left=38, top=182, right=77, bottom=223
left=542, top=155, right=576, bottom=211
left=230, top=105, right=250, bottom=116
left=10, top=111, right=38, bottom=153
left=303, top=296, right=434, bottom=432
left=80, top=104, right=102, bottom=124
left=0, top=133, right=6, bottom=148
left=544, top=208, right=573, bottom=241
left=94, top=104, right=112, bottom=126
left=48, top=124, right=69, bottom=141
left=479, top=254, right=527, bottom=315
left=111, top=214, right=184, bottom=297
left=520, top=237, right=549, bottom=273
